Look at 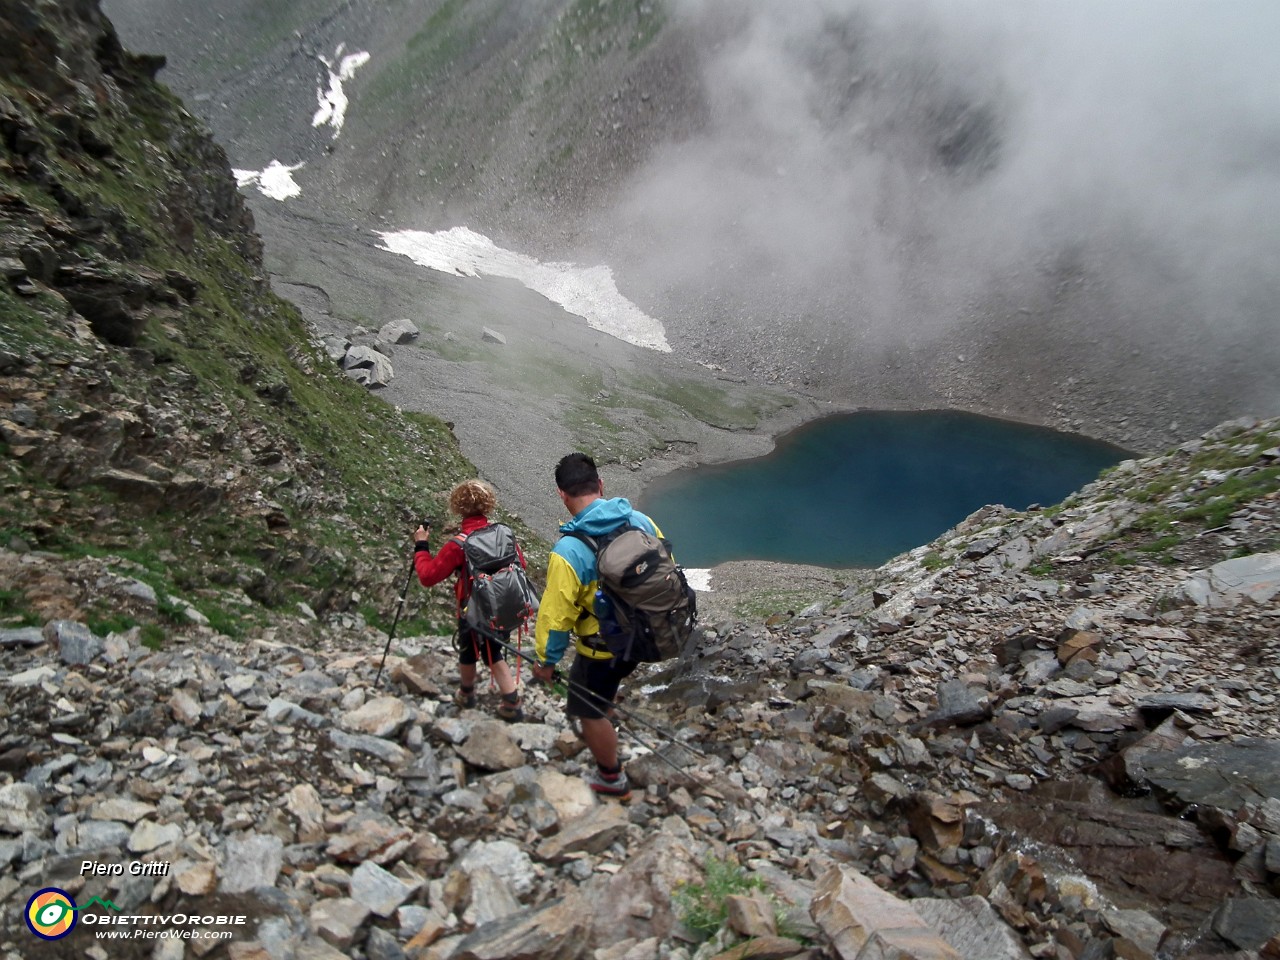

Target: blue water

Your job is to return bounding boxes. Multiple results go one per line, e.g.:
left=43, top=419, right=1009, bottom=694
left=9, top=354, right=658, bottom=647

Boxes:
left=637, top=410, right=1129, bottom=569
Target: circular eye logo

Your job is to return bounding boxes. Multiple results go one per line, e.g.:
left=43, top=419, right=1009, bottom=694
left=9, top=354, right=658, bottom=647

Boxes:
left=26, top=887, right=77, bottom=940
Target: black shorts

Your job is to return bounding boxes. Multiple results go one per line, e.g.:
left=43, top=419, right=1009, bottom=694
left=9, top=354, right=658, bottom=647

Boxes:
left=566, top=650, right=638, bottom=720
left=457, top=624, right=508, bottom=667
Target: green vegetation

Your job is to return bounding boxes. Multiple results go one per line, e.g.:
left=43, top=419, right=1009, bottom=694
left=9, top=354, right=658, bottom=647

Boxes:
left=621, top=372, right=792, bottom=432
left=0, top=589, right=39, bottom=628
left=139, top=623, right=167, bottom=650
left=86, top=612, right=138, bottom=637
left=731, top=590, right=820, bottom=622
left=920, top=551, right=949, bottom=572
left=675, top=857, right=769, bottom=941
left=1025, top=559, right=1056, bottom=578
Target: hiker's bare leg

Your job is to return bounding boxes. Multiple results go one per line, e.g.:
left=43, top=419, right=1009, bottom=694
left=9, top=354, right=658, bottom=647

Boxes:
left=580, top=716, right=619, bottom=769
left=459, top=663, right=477, bottom=689
left=489, top=660, right=517, bottom=697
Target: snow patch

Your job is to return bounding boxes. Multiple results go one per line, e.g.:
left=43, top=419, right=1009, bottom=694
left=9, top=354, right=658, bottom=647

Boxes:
left=684, top=569, right=713, bottom=592
left=234, top=160, right=305, bottom=201
left=313, top=45, right=370, bottom=138
left=376, top=226, right=671, bottom=352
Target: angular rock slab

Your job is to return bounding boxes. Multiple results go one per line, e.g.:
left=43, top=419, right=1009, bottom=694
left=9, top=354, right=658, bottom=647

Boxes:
left=810, top=864, right=961, bottom=960
left=584, top=824, right=705, bottom=948
left=912, top=896, right=1032, bottom=959
left=452, top=889, right=589, bottom=960
left=1143, top=738, right=1280, bottom=812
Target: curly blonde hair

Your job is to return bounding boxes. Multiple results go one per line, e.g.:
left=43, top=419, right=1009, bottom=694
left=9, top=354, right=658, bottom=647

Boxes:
left=448, top=479, right=497, bottom=519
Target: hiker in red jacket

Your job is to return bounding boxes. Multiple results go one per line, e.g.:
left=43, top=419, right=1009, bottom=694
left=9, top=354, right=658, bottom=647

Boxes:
left=414, top=479, right=524, bottom=722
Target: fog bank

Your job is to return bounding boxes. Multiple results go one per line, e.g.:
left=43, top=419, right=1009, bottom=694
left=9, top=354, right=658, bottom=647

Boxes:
left=595, top=0, right=1280, bottom=407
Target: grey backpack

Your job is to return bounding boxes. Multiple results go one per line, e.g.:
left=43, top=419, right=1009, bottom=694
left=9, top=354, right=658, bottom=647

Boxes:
left=567, top=524, right=697, bottom=662
left=457, top=524, right=538, bottom=638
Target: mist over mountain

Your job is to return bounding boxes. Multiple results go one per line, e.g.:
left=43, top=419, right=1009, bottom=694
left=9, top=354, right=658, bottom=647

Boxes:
left=103, top=0, right=1280, bottom=453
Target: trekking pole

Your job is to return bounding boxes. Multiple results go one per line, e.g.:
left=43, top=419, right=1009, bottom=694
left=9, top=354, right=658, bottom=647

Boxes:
left=482, top=633, right=708, bottom=761
left=374, top=549, right=418, bottom=686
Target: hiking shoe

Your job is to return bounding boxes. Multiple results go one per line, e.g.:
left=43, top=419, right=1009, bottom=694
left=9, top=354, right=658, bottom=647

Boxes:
left=454, top=688, right=477, bottom=709
left=496, top=699, right=524, bottom=723
left=584, top=767, right=631, bottom=801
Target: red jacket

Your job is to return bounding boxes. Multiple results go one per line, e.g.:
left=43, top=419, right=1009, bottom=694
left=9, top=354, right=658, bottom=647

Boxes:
left=414, top=514, right=526, bottom=610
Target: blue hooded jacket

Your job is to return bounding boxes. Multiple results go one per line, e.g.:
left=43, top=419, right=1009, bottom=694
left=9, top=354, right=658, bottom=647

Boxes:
left=534, top=497, right=661, bottom=666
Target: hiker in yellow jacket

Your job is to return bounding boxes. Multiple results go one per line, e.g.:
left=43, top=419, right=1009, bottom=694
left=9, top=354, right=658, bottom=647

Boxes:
left=532, top=453, right=665, bottom=800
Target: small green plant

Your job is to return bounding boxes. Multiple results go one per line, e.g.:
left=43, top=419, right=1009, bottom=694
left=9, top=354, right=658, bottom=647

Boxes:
left=920, top=551, right=948, bottom=571
left=201, top=604, right=248, bottom=640
left=0, top=589, right=40, bottom=628
left=674, top=857, right=767, bottom=941
left=157, top=595, right=190, bottom=625
left=1026, top=559, right=1055, bottom=578
left=139, top=624, right=166, bottom=650
left=87, top=613, right=138, bottom=636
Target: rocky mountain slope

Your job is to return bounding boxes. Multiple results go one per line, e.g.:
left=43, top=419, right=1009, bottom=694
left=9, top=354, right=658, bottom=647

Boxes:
left=101, top=0, right=1280, bottom=455
left=2, top=418, right=1277, bottom=960
left=2, top=3, right=1278, bottom=960
left=0, top=0, right=519, bottom=641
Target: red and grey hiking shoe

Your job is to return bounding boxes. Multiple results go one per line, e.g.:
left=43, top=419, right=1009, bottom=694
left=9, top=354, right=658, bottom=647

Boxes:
left=584, top=767, right=631, bottom=801
left=496, top=697, right=524, bottom=723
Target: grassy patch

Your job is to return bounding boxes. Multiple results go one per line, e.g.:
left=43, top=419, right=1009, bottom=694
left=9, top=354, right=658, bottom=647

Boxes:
left=86, top=612, right=137, bottom=637
left=920, top=551, right=949, bottom=572
left=621, top=372, right=790, bottom=431
left=0, top=589, right=40, bottom=628
left=1025, top=559, right=1055, bottom=578
left=675, top=857, right=768, bottom=941
left=731, top=590, right=824, bottom=622
left=139, top=623, right=167, bottom=650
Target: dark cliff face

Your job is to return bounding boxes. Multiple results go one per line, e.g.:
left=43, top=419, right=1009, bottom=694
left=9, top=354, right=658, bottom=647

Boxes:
left=0, top=0, right=263, bottom=347
left=0, top=0, right=478, bottom=634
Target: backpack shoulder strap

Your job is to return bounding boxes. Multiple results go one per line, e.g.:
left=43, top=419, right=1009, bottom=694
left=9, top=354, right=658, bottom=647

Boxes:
left=563, top=530, right=599, bottom=553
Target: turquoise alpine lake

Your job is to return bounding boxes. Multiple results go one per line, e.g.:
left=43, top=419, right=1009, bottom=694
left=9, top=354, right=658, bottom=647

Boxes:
left=637, top=410, right=1130, bottom=569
